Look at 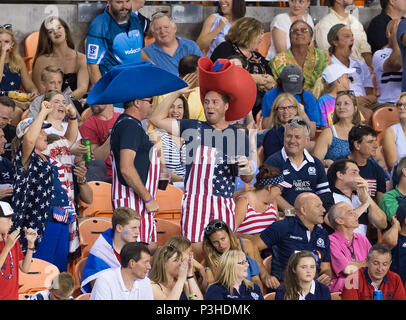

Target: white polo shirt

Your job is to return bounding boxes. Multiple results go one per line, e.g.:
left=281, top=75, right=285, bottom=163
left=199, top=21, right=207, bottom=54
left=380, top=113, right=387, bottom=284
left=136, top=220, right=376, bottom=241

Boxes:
left=90, top=267, right=154, bottom=300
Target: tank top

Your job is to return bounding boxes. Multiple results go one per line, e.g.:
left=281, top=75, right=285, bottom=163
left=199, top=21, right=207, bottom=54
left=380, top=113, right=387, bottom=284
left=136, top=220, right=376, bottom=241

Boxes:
left=236, top=197, right=277, bottom=235
left=391, top=123, right=406, bottom=162
left=325, top=125, right=351, bottom=161
left=207, top=13, right=231, bottom=58
left=61, top=52, right=80, bottom=93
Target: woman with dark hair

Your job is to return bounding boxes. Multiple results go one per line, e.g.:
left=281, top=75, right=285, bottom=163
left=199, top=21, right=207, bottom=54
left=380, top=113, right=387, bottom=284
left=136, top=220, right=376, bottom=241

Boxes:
left=202, top=219, right=263, bottom=292
left=196, top=0, right=246, bottom=58
left=270, top=20, right=330, bottom=93
left=32, top=17, right=89, bottom=102
left=235, top=165, right=290, bottom=238
left=151, top=94, right=190, bottom=189
left=210, top=17, right=275, bottom=117
left=275, top=251, right=331, bottom=300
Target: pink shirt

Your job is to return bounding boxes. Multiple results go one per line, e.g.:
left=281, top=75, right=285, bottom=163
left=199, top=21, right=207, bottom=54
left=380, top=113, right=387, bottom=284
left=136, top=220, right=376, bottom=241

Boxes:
left=329, top=231, right=371, bottom=293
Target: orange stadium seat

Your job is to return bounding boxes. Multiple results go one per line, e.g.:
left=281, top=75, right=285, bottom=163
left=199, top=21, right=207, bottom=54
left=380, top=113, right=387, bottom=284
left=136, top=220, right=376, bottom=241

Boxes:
left=19, top=258, right=60, bottom=294
left=155, top=218, right=182, bottom=247
left=79, top=218, right=112, bottom=256
left=78, top=181, right=113, bottom=217
left=371, top=106, right=399, bottom=145
left=257, top=32, right=271, bottom=58
left=155, top=184, right=183, bottom=221
left=264, top=292, right=276, bottom=300
left=23, top=31, right=39, bottom=72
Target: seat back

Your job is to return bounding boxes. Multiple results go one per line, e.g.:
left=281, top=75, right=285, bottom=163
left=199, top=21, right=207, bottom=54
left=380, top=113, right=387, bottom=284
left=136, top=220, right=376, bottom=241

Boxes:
left=371, top=106, right=399, bottom=144
left=79, top=218, right=112, bottom=250
left=18, top=258, right=60, bottom=294
left=331, top=292, right=342, bottom=300
left=78, top=181, right=113, bottom=217
left=155, top=218, right=182, bottom=247
left=155, top=184, right=183, bottom=221
left=75, top=293, right=91, bottom=300
left=24, top=31, right=39, bottom=72
left=257, top=31, right=271, bottom=58
left=74, top=257, right=88, bottom=287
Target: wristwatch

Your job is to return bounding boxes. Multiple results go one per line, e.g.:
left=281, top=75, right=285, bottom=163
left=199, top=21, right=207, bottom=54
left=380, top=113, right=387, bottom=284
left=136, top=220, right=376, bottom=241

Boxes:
left=78, top=177, right=87, bottom=185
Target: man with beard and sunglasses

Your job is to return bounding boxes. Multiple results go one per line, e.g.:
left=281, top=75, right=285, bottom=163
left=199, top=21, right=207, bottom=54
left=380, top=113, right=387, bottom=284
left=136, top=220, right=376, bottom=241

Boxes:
left=86, top=0, right=144, bottom=86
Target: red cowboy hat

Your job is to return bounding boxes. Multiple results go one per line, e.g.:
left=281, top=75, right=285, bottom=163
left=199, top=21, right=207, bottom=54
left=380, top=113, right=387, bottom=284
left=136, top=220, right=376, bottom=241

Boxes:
left=198, top=57, right=257, bottom=122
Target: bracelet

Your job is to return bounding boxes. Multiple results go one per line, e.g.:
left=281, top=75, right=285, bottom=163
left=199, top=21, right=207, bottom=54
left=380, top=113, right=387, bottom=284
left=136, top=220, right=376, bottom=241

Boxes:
left=144, top=196, right=153, bottom=203
left=204, top=267, right=211, bottom=271
left=78, top=177, right=87, bottom=185
left=69, top=116, right=78, bottom=121
left=187, top=275, right=194, bottom=279
left=27, top=247, right=35, bottom=251
left=188, top=294, right=198, bottom=300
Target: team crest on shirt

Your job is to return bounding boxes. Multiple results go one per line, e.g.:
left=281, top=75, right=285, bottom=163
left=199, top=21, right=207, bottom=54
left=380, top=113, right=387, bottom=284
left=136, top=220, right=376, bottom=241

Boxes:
left=251, top=292, right=260, bottom=300
left=316, top=238, right=325, bottom=248
left=283, top=169, right=290, bottom=175
left=87, top=44, right=99, bottom=59
left=308, top=167, right=316, bottom=175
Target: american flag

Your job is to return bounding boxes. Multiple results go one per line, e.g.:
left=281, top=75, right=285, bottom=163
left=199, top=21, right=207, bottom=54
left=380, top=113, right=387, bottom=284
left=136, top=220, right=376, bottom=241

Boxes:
left=181, top=145, right=235, bottom=243
left=111, top=147, right=160, bottom=243
left=11, top=147, right=54, bottom=252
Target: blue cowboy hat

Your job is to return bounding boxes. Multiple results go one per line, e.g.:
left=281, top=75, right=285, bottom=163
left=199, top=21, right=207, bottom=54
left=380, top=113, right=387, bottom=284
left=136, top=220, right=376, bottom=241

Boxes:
left=86, top=61, right=188, bottom=105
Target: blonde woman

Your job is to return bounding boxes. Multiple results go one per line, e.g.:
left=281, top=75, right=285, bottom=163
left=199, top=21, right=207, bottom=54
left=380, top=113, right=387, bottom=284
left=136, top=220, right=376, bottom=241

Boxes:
left=204, top=250, right=264, bottom=300
left=262, top=92, right=315, bottom=160
left=149, top=244, right=203, bottom=300
left=0, top=26, right=39, bottom=124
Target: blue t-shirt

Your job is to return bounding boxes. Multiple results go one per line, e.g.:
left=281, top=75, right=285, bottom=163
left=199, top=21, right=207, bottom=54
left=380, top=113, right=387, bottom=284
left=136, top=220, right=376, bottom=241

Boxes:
left=261, top=88, right=322, bottom=127
left=265, top=148, right=334, bottom=210
left=390, top=233, right=406, bottom=284
left=0, top=156, right=14, bottom=204
left=110, top=113, right=152, bottom=186
left=262, top=126, right=285, bottom=160
left=143, top=37, right=203, bottom=75
left=86, top=7, right=143, bottom=75
left=204, top=282, right=264, bottom=300
left=260, top=216, right=331, bottom=281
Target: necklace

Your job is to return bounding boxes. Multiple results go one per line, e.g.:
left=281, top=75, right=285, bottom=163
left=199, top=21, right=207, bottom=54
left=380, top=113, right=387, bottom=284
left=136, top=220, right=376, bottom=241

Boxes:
left=1, top=250, right=14, bottom=280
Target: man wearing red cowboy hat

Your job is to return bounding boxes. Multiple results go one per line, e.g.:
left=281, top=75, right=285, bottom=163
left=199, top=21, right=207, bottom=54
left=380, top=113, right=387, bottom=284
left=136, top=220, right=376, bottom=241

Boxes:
left=150, top=57, right=257, bottom=258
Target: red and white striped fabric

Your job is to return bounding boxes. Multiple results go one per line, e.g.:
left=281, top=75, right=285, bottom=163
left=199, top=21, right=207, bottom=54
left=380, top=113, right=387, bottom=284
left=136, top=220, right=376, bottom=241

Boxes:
left=236, top=199, right=277, bottom=235
left=181, top=145, right=235, bottom=243
left=111, top=147, right=160, bottom=243
left=364, top=178, right=377, bottom=198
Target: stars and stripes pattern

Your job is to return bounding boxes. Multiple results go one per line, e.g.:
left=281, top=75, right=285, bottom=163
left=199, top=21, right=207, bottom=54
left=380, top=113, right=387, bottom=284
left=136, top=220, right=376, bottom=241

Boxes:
left=11, top=148, right=53, bottom=252
left=181, top=145, right=235, bottom=243
left=236, top=201, right=277, bottom=235
left=111, top=147, right=160, bottom=243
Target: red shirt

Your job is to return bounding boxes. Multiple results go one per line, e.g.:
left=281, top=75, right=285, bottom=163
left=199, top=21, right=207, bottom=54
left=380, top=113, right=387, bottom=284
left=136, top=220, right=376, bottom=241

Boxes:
left=341, top=267, right=406, bottom=300
left=80, top=113, right=120, bottom=176
left=0, top=237, right=25, bottom=300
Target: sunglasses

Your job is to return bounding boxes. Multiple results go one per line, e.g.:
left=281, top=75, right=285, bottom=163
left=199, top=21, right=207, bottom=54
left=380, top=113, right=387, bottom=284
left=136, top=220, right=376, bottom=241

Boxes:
left=287, top=118, right=307, bottom=126
left=204, top=221, right=227, bottom=236
left=0, top=24, right=12, bottom=30
left=140, top=98, right=153, bottom=104
left=237, top=259, right=248, bottom=265
left=290, top=27, right=309, bottom=34
left=396, top=102, right=406, bottom=110
left=151, top=10, right=169, bottom=18
left=337, top=90, right=355, bottom=96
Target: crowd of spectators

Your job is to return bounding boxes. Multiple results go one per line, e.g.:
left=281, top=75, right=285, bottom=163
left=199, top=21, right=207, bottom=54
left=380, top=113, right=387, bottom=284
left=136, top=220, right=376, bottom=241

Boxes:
left=1, top=0, right=406, bottom=301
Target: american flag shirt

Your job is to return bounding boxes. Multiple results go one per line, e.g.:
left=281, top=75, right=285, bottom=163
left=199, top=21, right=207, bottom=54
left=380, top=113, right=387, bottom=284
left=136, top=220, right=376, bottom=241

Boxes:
left=11, top=147, right=54, bottom=252
left=178, top=120, right=249, bottom=242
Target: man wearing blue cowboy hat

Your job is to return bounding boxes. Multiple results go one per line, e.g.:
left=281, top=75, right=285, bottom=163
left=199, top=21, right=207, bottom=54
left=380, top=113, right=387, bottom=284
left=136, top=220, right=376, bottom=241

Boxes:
left=86, top=60, right=189, bottom=253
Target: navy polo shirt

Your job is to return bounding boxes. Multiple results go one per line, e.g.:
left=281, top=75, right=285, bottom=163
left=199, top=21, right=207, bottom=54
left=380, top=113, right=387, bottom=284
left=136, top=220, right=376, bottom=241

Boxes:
left=260, top=216, right=331, bottom=281
left=265, top=147, right=334, bottom=211
left=390, top=233, right=406, bottom=284
left=204, top=282, right=264, bottom=300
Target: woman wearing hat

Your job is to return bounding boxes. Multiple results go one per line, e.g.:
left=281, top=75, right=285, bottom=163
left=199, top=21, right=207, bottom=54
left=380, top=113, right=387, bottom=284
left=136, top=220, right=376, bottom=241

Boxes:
left=315, top=63, right=354, bottom=128
left=10, top=100, right=79, bottom=272
left=235, top=165, right=291, bottom=238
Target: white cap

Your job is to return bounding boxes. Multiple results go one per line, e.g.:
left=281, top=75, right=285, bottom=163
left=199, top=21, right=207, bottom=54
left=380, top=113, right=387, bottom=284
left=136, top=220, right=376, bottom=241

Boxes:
left=16, top=118, right=51, bottom=139
left=321, top=64, right=356, bottom=84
